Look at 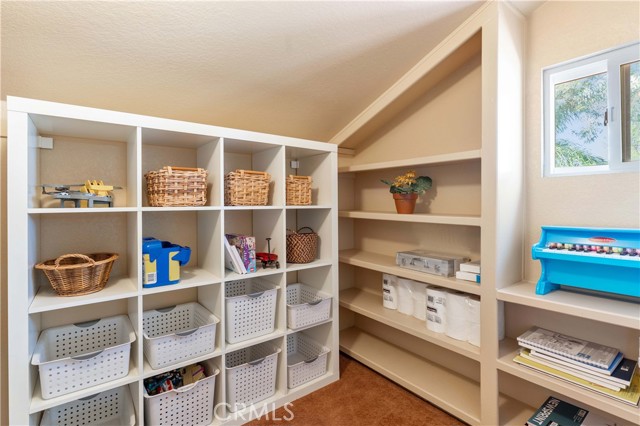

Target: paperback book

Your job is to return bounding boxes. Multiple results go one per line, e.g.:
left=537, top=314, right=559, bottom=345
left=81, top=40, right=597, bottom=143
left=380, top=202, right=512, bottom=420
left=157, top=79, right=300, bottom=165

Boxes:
left=226, top=233, right=257, bottom=273
left=526, top=396, right=589, bottom=426
left=455, top=270, right=480, bottom=283
left=223, top=237, right=246, bottom=274
left=517, top=326, right=622, bottom=371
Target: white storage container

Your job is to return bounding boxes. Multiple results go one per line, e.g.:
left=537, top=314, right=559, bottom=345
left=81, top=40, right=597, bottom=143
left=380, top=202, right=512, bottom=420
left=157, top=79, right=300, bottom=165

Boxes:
left=144, top=363, right=219, bottom=426
left=286, top=283, right=332, bottom=330
left=31, top=315, right=136, bottom=399
left=225, top=342, right=281, bottom=412
left=286, top=333, right=330, bottom=389
left=40, top=386, right=135, bottom=426
left=143, top=302, right=219, bottom=369
left=225, top=279, right=279, bottom=343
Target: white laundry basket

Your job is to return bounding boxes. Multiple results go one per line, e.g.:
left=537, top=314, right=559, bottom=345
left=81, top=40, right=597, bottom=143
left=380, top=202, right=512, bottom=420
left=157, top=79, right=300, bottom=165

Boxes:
left=286, top=333, right=330, bottom=389
left=225, top=342, right=281, bottom=412
left=144, top=363, right=219, bottom=426
left=143, top=302, right=219, bottom=369
left=286, top=283, right=331, bottom=330
left=40, top=385, right=135, bottom=426
left=225, top=279, right=279, bottom=343
left=31, top=315, right=136, bottom=399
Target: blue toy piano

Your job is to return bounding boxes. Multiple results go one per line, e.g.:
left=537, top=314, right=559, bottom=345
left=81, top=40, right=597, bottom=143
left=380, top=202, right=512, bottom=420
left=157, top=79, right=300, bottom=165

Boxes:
left=532, top=226, right=640, bottom=297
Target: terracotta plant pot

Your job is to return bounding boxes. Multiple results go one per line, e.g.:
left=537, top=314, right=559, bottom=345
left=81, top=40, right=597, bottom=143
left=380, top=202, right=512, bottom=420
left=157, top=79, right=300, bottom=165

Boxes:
left=393, top=193, right=418, bottom=214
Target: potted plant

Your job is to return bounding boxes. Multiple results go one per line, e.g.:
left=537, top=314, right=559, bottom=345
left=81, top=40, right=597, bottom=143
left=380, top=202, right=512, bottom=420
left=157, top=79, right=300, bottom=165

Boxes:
left=381, top=170, right=432, bottom=214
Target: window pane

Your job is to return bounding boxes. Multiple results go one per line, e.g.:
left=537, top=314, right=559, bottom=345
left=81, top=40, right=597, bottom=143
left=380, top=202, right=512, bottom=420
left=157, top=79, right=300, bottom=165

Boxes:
left=621, top=60, right=640, bottom=162
left=554, top=72, right=608, bottom=168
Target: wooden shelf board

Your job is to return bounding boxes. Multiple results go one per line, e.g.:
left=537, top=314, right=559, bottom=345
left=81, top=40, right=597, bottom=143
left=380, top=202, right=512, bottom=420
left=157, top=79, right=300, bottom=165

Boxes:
left=30, top=366, right=140, bottom=414
left=337, top=150, right=481, bottom=173
left=29, top=277, right=138, bottom=313
left=142, top=267, right=221, bottom=295
left=497, top=281, right=640, bottom=329
left=339, top=210, right=481, bottom=226
left=339, top=327, right=481, bottom=425
left=339, top=249, right=481, bottom=296
left=28, top=207, right=137, bottom=214
left=497, top=338, right=640, bottom=423
left=340, top=288, right=480, bottom=360
left=498, top=395, right=535, bottom=426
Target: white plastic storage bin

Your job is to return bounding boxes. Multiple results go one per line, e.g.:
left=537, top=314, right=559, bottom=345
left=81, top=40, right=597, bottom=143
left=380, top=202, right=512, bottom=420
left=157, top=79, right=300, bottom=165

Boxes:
left=143, top=302, right=220, bottom=369
left=40, top=386, right=135, bottom=426
left=144, top=363, right=219, bottom=426
left=286, top=333, right=330, bottom=389
left=286, top=283, right=331, bottom=330
left=31, top=315, right=136, bottom=399
left=225, top=278, right=279, bottom=343
left=225, top=342, right=281, bottom=412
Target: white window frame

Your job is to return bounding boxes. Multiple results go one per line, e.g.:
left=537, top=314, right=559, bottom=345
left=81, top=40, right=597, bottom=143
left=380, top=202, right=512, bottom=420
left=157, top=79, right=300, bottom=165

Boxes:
left=543, top=41, right=640, bottom=177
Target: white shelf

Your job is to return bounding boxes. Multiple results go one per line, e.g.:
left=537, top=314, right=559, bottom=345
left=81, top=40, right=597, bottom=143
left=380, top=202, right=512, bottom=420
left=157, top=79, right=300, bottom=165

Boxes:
left=29, top=277, right=138, bottom=313
left=223, top=205, right=283, bottom=210
left=497, top=281, right=640, bottom=329
left=141, top=206, right=221, bottom=212
left=340, top=327, right=481, bottom=425
left=28, top=207, right=137, bottom=214
left=339, top=210, right=481, bottom=226
left=285, top=204, right=332, bottom=210
left=142, top=267, right=221, bottom=295
left=286, top=259, right=333, bottom=272
left=142, top=350, right=223, bottom=378
left=339, top=249, right=481, bottom=296
left=497, top=338, right=640, bottom=424
left=224, top=267, right=283, bottom=281
left=223, top=330, right=285, bottom=353
left=337, top=150, right=481, bottom=173
left=340, top=288, right=480, bottom=360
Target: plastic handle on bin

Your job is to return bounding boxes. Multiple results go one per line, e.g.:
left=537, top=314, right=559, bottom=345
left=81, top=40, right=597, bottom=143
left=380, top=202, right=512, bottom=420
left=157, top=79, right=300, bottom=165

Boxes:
left=156, top=306, right=176, bottom=313
left=175, top=328, right=199, bottom=337
left=304, top=356, right=319, bottom=364
left=247, top=291, right=265, bottom=298
left=308, top=299, right=322, bottom=306
left=174, top=382, right=199, bottom=393
left=74, top=319, right=100, bottom=328
left=248, top=357, right=266, bottom=366
left=79, top=393, right=100, bottom=401
left=71, top=349, right=104, bottom=361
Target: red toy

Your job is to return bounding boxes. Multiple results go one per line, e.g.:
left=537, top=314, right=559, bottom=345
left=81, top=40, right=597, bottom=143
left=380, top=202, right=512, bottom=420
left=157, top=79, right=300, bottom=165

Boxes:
left=256, top=237, right=280, bottom=269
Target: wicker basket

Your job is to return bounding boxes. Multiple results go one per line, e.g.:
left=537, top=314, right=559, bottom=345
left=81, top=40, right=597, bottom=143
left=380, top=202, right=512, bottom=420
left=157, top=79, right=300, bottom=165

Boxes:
left=35, top=253, right=119, bottom=296
left=286, top=175, right=312, bottom=205
left=145, top=166, right=208, bottom=207
left=286, top=227, right=318, bottom=264
left=225, top=169, right=270, bottom=206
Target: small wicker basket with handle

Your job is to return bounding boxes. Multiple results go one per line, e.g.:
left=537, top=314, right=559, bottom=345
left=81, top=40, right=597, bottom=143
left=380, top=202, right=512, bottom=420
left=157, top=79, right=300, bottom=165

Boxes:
left=286, top=227, right=318, bottom=264
left=35, top=253, right=119, bottom=296
left=145, top=166, right=208, bottom=207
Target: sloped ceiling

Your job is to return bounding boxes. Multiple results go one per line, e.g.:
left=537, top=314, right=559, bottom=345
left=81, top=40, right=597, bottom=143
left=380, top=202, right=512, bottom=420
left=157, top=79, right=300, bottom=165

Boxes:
left=1, top=1, right=493, bottom=141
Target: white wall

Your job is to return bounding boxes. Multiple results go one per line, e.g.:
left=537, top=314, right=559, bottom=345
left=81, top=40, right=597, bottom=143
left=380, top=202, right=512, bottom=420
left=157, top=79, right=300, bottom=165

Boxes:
left=524, top=0, right=640, bottom=282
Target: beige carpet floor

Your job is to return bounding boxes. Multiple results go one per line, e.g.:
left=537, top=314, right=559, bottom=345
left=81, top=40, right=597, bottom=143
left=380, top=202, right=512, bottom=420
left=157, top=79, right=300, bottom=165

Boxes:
left=246, top=353, right=466, bottom=426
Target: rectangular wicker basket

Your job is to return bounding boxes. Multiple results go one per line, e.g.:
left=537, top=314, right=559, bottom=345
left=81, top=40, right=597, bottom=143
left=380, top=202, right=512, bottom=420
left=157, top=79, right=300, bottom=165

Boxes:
left=286, top=175, right=312, bottom=205
left=225, top=169, right=270, bottom=206
left=145, top=166, right=208, bottom=207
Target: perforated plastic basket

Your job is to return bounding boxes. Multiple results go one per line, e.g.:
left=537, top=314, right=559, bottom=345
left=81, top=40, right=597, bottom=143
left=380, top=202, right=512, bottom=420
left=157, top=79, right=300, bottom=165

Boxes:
left=143, top=302, right=219, bottom=369
left=286, top=283, right=332, bottom=330
left=31, top=315, right=135, bottom=399
left=286, top=333, right=330, bottom=389
left=225, top=279, right=279, bottom=343
left=225, top=342, right=281, bottom=412
left=40, top=386, right=135, bottom=426
left=144, top=365, right=219, bottom=426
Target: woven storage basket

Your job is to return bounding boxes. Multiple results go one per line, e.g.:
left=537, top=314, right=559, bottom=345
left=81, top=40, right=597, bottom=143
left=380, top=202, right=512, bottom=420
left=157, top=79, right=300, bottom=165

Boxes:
left=286, top=175, right=312, bottom=205
left=145, top=166, right=208, bottom=207
left=35, top=253, right=118, bottom=296
left=225, top=169, right=270, bottom=206
left=286, top=227, right=318, bottom=263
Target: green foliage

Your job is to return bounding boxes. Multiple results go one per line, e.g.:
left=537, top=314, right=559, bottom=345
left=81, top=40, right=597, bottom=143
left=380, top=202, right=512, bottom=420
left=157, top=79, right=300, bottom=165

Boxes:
left=381, top=170, right=432, bottom=194
left=555, top=139, right=606, bottom=167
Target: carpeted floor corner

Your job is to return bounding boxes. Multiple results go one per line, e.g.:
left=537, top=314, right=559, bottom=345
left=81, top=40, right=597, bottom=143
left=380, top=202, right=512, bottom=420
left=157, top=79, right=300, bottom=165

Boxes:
left=245, top=352, right=465, bottom=426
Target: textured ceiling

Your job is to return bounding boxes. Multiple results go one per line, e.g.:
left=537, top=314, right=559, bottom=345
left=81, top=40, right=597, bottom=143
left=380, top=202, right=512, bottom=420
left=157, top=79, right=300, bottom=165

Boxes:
left=1, top=1, right=494, bottom=141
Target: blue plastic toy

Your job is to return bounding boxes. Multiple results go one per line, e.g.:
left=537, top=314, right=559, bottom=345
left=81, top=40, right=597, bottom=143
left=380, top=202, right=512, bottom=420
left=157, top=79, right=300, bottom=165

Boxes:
left=142, top=237, right=191, bottom=288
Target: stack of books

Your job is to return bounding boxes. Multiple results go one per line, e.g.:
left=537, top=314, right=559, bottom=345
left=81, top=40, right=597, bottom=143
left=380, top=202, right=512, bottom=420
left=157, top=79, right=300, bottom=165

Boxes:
left=514, top=326, right=640, bottom=406
left=526, top=396, right=612, bottom=426
left=455, top=260, right=480, bottom=283
left=224, top=233, right=257, bottom=274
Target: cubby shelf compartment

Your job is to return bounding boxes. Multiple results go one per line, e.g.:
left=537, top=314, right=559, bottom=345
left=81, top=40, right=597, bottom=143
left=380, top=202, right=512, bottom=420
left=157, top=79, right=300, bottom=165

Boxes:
left=29, top=277, right=138, bottom=314
left=337, top=149, right=482, bottom=173
left=29, top=367, right=140, bottom=414
left=497, top=281, right=640, bottom=329
left=340, top=327, right=481, bottom=425
left=497, top=338, right=640, bottom=425
left=339, top=210, right=481, bottom=226
left=142, top=351, right=224, bottom=378
left=340, top=288, right=480, bottom=360
left=339, top=249, right=481, bottom=296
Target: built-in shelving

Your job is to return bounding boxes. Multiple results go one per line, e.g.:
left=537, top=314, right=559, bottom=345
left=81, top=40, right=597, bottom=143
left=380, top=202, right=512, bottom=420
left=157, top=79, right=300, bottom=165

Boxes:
left=339, top=210, right=481, bottom=226
left=337, top=149, right=481, bottom=173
